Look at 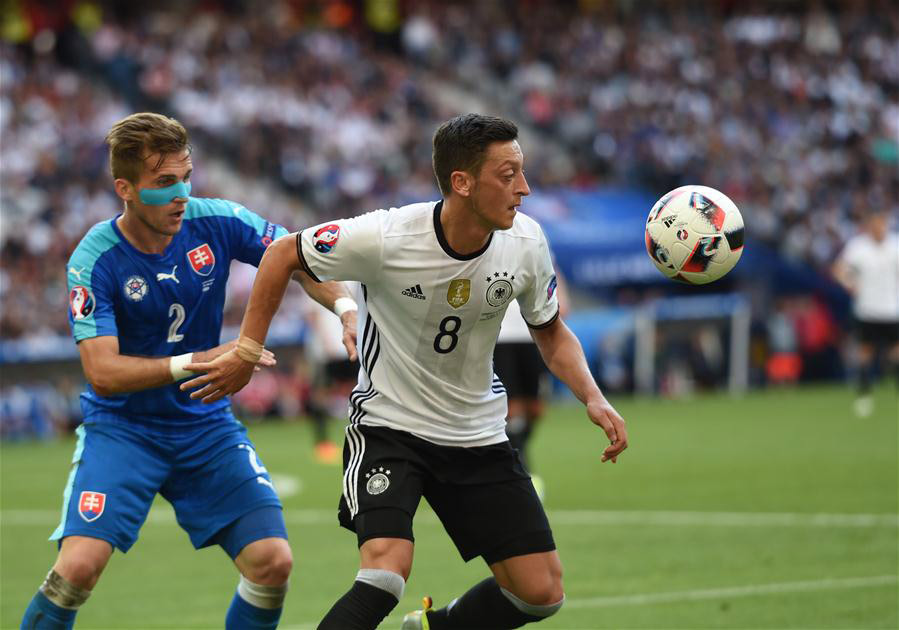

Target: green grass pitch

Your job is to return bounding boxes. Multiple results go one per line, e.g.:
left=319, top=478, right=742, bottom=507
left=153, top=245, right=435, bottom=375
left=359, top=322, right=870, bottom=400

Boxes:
left=2, top=384, right=896, bottom=629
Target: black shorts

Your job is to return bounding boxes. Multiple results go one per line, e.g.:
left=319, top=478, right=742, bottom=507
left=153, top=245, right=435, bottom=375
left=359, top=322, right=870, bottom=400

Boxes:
left=493, top=342, right=547, bottom=399
left=317, top=358, right=358, bottom=387
left=855, top=319, right=899, bottom=347
left=338, top=424, right=555, bottom=564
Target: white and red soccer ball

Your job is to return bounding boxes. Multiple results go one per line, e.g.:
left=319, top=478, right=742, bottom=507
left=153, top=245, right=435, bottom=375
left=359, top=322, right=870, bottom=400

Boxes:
left=645, top=185, right=744, bottom=284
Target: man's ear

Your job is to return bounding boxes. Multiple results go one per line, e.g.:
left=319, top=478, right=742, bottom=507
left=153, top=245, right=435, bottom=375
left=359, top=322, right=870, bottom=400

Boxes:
left=113, top=178, right=135, bottom=203
left=450, top=170, right=472, bottom=198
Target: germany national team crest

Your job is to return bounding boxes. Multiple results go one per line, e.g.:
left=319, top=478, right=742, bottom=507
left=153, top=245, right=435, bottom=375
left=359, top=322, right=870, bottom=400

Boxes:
left=446, top=279, right=470, bottom=309
left=187, top=243, right=216, bottom=276
left=78, top=491, right=106, bottom=522
left=365, top=467, right=391, bottom=495
left=69, top=286, right=95, bottom=320
left=485, top=271, right=515, bottom=308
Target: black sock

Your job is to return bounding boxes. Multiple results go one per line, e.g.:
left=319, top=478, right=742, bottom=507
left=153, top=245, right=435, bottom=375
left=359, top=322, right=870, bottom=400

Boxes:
left=427, top=578, right=542, bottom=630
left=505, top=418, right=534, bottom=471
left=317, top=580, right=398, bottom=630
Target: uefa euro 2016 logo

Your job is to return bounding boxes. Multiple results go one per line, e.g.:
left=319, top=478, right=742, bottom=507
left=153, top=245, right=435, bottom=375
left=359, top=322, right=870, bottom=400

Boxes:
left=314, top=224, right=340, bottom=253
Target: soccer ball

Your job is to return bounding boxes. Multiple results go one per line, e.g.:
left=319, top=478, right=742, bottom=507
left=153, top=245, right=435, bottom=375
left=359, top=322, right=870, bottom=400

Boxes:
left=644, top=185, right=744, bottom=284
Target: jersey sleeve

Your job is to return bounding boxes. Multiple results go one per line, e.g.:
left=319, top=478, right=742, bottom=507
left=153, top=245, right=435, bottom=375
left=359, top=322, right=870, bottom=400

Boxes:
left=227, top=202, right=290, bottom=267
left=516, top=226, right=560, bottom=329
left=297, top=210, right=386, bottom=284
left=67, top=252, right=118, bottom=343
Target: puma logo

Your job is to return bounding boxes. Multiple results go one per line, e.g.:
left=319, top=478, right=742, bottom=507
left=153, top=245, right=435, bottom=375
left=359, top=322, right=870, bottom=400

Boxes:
left=156, top=265, right=179, bottom=284
left=68, top=266, right=85, bottom=280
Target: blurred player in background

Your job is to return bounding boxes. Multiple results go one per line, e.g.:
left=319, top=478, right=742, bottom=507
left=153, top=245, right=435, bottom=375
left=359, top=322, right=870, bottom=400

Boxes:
left=183, top=113, right=628, bottom=630
left=21, top=113, right=357, bottom=630
left=494, top=272, right=568, bottom=500
left=832, top=208, right=899, bottom=417
left=301, top=286, right=360, bottom=464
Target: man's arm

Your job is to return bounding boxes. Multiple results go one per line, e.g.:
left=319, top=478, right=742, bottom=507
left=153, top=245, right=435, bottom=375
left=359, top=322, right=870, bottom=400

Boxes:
left=292, top=270, right=358, bottom=362
left=77, top=336, right=272, bottom=397
left=181, top=233, right=312, bottom=402
left=529, top=317, right=628, bottom=463
left=832, top=258, right=856, bottom=296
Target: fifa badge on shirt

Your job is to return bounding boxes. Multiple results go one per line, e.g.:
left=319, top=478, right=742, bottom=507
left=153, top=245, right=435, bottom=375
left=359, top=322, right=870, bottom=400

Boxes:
left=446, top=279, right=471, bottom=309
left=78, top=491, right=106, bottom=522
left=187, top=243, right=216, bottom=276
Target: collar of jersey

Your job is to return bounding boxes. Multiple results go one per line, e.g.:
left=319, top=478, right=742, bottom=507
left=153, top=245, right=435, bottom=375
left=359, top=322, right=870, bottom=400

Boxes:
left=110, top=213, right=186, bottom=261
left=433, top=200, right=494, bottom=261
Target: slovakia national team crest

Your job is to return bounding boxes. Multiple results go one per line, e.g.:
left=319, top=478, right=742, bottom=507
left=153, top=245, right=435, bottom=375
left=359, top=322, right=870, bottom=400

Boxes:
left=313, top=224, right=340, bottom=253
left=187, top=243, right=216, bottom=276
left=69, top=286, right=95, bottom=320
left=123, top=275, right=149, bottom=302
left=78, top=491, right=106, bottom=522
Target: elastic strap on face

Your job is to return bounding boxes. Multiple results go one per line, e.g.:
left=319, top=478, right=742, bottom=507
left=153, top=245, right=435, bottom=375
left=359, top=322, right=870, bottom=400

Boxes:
left=138, top=180, right=191, bottom=205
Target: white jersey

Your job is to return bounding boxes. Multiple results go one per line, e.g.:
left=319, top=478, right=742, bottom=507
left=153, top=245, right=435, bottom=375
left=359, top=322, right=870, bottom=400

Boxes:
left=837, top=232, right=899, bottom=322
left=497, top=299, right=535, bottom=344
left=298, top=200, right=559, bottom=446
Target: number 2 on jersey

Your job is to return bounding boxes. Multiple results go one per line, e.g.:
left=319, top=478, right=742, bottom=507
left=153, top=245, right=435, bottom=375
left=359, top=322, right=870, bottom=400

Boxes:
left=167, top=303, right=186, bottom=343
left=433, top=315, right=461, bottom=354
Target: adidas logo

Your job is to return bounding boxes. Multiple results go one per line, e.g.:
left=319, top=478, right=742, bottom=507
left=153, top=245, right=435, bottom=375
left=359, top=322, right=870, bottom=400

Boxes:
left=401, top=284, right=426, bottom=300
left=662, top=216, right=676, bottom=228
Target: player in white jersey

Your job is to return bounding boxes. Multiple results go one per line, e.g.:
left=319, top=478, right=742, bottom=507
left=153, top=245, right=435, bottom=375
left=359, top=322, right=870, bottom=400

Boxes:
left=833, top=209, right=899, bottom=417
left=184, top=114, right=629, bottom=630
left=301, top=287, right=360, bottom=463
left=494, top=274, right=569, bottom=499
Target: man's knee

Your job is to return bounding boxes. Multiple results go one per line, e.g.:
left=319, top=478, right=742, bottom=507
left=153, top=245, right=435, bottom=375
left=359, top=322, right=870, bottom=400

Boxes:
left=54, top=537, right=113, bottom=590
left=360, top=537, right=414, bottom=581
left=237, top=538, right=293, bottom=585
left=501, top=575, right=565, bottom=620
left=518, top=576, right=564, bottom=607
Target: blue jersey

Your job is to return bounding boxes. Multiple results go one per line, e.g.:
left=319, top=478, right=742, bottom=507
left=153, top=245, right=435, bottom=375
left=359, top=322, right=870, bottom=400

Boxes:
left=66, top=197, right=287, bottom=429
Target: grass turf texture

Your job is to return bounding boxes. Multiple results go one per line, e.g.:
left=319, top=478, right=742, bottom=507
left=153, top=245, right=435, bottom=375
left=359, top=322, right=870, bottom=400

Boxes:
left=1, top=384, right=896, bottom=629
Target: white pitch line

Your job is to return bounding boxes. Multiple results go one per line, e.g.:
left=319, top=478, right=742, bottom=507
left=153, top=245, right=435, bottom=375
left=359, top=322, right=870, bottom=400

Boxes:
left=564, top=574, right=899, bottom=609
left=1, top=509, right=897, bottom=528
left=367, top=574, right=899, bottom=630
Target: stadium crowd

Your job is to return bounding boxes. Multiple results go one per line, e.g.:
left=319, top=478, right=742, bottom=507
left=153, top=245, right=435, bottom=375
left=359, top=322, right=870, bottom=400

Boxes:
left=2, top=0, right=897, bottom=434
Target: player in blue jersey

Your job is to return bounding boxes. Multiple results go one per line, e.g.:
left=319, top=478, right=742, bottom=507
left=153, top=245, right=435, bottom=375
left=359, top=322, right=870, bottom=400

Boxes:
left=20, top=113, right=359, bottom=630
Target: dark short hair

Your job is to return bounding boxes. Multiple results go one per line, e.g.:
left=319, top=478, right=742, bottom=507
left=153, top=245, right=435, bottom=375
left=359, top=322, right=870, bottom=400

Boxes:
left=432, top=114, right=519, bottom=196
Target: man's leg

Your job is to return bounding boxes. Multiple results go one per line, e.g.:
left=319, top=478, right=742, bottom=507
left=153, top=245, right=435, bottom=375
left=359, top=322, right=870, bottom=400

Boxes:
left=319, top=536, right=411, bottom=630
left=21, top=536, right=113, bottom=629
left=227, top=529, right=293, bottom=630
left=855, top=342, right=876, bottom=417
left=422, top=551, right=564, bottom=630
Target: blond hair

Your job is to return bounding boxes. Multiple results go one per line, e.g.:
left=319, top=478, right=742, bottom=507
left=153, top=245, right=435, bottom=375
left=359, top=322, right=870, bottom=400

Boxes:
left=105, top=113, right=190, bottom=184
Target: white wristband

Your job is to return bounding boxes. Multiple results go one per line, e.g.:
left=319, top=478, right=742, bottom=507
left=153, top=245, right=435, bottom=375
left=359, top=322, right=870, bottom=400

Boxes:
left=169, top=353, right=194, bottom=381
left=334, top=297, right=358, bottom=318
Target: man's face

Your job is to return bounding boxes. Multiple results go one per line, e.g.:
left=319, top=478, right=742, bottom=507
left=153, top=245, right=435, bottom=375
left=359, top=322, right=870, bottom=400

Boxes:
left=467, top=140, right=530, bottom=231
left=116, top=149, right=192, bottom=237
left=867, top=213, right=888, bottom=241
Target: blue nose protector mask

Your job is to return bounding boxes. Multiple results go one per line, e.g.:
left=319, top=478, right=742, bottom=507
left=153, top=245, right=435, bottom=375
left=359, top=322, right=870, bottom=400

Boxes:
left=139, top=181, right=191, bottom=205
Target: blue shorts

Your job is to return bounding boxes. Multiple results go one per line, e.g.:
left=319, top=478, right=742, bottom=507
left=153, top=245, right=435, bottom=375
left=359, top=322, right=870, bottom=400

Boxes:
left=50, top=415, right=283, bottom=553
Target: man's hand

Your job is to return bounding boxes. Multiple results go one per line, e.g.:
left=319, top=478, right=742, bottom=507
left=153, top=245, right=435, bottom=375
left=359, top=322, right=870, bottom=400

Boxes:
left=179, top=346, right=274, bottom=403
left=586, top=398, right=628, bottom=463
left=191, top=340, right=276, bottom=367
left=341, top=310, right=359, bottom=361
